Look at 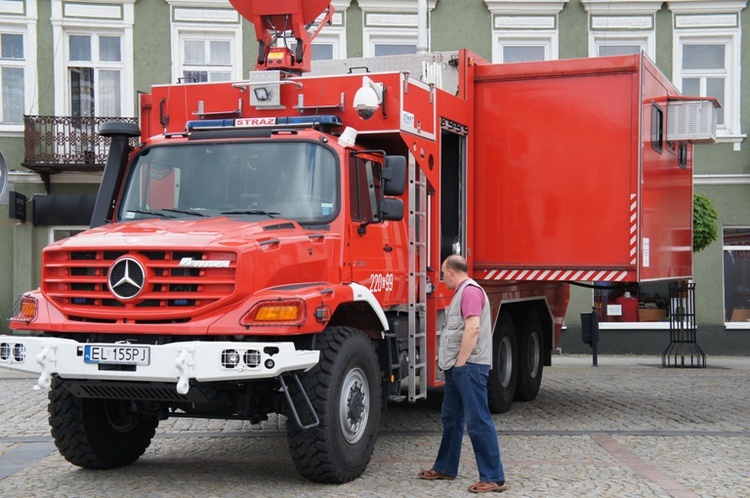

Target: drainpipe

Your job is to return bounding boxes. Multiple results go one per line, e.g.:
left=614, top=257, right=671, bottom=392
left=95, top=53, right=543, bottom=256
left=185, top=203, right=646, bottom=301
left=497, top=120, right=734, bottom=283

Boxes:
left=417, top=0, right=428, bottom=54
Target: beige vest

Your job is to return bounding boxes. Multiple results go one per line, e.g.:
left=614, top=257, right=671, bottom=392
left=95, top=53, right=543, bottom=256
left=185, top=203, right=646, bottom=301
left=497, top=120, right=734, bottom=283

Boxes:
left=438, top=278, right=492, bottom=370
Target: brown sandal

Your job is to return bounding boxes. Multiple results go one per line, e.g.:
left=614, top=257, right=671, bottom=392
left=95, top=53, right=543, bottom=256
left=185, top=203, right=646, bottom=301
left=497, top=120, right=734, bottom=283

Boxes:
left=418, top=468, right=456, bottom=481
left=468, top=481, right=509, bottom=493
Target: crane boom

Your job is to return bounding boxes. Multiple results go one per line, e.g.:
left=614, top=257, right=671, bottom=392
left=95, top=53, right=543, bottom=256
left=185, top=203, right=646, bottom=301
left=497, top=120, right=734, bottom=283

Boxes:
left=228, top=0, right=334, bottom=73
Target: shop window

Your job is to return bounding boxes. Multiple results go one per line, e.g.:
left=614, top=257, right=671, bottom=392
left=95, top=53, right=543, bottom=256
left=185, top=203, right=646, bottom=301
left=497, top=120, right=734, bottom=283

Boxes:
left=723, top=227, right=750, bottom=323
left=594, top=282, right=672, bottom=323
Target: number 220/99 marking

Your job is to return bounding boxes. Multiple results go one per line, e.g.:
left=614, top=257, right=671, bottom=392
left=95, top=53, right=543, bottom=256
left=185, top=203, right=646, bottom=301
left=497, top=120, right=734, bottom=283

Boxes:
left=369, top=273, right=394, bottom=292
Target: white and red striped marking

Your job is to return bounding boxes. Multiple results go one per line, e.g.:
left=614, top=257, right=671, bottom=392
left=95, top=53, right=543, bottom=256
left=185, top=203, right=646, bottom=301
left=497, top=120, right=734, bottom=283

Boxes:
left=479, top=193, right=638, bottom=283
left=481, top=269, right=631, bottom=282
left=630, top=193, right=638, bottom=265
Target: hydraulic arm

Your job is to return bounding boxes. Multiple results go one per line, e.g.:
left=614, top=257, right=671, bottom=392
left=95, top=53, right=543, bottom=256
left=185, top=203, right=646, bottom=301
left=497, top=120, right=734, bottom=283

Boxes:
left=228, top=0, right=334, bottom=73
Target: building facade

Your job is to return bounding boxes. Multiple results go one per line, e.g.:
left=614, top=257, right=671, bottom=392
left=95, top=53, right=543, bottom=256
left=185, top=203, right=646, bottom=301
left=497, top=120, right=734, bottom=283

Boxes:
left=0, top=0, right=748, bottom=354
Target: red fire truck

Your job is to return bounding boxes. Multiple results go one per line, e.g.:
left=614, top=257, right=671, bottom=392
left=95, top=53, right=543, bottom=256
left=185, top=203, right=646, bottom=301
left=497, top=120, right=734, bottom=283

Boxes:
left=1, top=0, right=715, bottom=484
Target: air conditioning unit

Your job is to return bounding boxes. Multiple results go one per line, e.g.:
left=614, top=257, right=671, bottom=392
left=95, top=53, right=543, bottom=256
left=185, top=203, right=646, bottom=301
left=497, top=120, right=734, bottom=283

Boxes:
left=666, top=99, right=718, bottom=144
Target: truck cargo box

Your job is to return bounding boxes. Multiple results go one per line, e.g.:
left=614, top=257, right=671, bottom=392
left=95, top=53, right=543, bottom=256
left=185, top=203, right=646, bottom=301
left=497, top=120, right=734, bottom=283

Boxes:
left=471, top=54, right=706, bottom=283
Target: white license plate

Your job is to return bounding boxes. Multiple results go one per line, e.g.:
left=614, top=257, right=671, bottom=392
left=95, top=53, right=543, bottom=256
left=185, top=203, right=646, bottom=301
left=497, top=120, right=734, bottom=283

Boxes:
left=84, top=344, right=150, bottom=366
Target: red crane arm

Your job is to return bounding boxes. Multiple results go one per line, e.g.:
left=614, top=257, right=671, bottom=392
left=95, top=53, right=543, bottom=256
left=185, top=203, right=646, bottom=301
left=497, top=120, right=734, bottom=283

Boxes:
left=228, top=0, right=334, bottom=73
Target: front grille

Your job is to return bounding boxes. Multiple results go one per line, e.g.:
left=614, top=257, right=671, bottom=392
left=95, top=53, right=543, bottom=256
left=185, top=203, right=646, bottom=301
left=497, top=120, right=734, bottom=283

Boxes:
left=43, top=249, right=237, bottom=323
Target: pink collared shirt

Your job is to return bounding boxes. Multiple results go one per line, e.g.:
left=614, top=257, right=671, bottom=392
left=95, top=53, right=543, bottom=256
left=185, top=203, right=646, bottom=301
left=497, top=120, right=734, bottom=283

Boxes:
left=457, top=280, right=484, bottom=319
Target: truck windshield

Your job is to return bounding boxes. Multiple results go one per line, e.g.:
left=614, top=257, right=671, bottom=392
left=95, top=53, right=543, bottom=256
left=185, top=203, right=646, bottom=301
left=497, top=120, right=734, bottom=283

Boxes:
left=117, top=141, right=339, bottom=224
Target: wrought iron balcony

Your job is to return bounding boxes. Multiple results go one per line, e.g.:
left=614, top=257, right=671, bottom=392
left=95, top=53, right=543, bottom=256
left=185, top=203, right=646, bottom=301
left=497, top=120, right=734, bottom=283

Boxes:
left=23, top=115, right=139, bottom=183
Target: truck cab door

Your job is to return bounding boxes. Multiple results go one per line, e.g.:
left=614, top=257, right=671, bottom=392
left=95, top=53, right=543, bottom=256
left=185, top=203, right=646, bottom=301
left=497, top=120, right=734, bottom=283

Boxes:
left=346, top=154, right=405, bottom=308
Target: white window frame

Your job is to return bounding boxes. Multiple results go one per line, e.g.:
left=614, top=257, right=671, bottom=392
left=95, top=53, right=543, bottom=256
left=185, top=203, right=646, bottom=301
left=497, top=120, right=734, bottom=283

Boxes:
left=0, top=0, right=38, bottom=136
left=582, top=2, right=660, bottom=62
left=311, top=30, right=346, bottom=60
left=51, top=0, right=135, bottom=118
left=364, top=27, right=419, bottom=58
left=172, top=28, right=241, bottom=83
left=275, top=29, right=347, bottom=61
left=590, top=31, right=654, bottom=59
left=281, top=0, right=348, bottom=60
left=65, top=31, right=126, bottom=116
left=673, top=29, right=742, bottom=146
left=297, top=7, right=347, bottom=61
left=493, top=32, right=556, bottom=63
left=166, top=0, right=242, bottom=82
left=485, top=1, right=566, bottom=63
left=359, top=1, right=435, bottom=58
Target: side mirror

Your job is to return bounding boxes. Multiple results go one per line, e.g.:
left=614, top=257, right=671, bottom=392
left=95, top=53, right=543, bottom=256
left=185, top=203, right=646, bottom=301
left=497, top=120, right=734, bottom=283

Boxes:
left=381, top=155, right=406, bottom=196
left=379, top=198, right=404, bottom=221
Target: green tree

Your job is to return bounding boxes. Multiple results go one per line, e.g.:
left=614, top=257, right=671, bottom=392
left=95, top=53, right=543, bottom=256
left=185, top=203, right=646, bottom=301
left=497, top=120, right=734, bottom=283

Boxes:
left=693, top=192, right=718, bottom=253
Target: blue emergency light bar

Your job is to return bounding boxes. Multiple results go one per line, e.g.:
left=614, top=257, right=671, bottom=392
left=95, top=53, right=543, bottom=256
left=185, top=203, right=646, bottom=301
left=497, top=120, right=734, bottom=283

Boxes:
left=186, top=115, right=342, bottom=131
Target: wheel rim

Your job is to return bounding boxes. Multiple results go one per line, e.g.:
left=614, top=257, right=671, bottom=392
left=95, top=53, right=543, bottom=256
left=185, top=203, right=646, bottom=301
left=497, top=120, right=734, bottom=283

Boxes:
left=339, top=367, right=370, bottom=444
left=104, top=400, right=138, bottom=432
left=527, top=331, right=541, bottom=379
left=498, top=336, right=513, bottom=388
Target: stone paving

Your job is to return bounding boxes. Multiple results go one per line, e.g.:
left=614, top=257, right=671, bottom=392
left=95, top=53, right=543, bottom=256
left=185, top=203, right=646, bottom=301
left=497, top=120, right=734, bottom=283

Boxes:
left=0, top=355, right=748, bottom=497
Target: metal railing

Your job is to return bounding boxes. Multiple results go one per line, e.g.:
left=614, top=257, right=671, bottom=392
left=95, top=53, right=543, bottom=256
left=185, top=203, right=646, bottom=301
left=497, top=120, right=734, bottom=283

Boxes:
left=23, top=115, right=139, bottom=171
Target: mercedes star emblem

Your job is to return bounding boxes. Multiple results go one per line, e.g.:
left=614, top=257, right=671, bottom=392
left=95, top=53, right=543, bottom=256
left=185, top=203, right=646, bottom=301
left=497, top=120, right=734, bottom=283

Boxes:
left=108, top=257, right=146, bottom=300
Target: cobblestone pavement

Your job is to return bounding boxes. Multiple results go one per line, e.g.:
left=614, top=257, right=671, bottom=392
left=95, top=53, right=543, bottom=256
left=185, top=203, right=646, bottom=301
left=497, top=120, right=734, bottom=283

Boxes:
left=0, top=355, right=748, bottom=498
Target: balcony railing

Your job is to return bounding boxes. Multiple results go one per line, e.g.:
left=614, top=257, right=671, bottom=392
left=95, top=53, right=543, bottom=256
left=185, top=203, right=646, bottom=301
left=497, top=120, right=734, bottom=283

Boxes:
left=23, top=115, right=139, bottom=174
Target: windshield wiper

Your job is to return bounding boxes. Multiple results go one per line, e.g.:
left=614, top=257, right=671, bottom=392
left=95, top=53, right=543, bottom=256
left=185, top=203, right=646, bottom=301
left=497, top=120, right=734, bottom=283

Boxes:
left=220, top=209, right=280, bottom=218
left=163, top=208, right=207, bottom=217
left=129, top=209, right=176, bottom=219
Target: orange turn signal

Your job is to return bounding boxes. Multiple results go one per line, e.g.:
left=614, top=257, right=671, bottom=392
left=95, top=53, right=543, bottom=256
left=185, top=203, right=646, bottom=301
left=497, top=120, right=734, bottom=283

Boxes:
left=10, top=295, right=38, bottom=322
left=241, top=299, right=306, bottom=326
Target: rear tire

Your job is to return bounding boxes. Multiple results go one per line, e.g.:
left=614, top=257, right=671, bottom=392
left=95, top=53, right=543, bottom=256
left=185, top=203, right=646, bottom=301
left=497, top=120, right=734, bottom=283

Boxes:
left=287, top=326, right=382, bottom=483
left=487, top=313, right=517, bottom=414
left=48, top=379, right=158, bottom=469
left=515, top=310, right=544, bottom=401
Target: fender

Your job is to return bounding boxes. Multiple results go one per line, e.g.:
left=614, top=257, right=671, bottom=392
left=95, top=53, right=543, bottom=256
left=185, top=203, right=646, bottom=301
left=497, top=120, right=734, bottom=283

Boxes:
left=206, top=281, right=390, bottom=337
left=347, top=282, right=390, bottom=335
left=493, top=296, right=554, bottom=333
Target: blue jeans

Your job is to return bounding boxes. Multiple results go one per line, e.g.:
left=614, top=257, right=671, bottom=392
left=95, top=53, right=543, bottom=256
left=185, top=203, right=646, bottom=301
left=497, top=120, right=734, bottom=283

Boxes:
left=433, top=363, right=505, bottom=483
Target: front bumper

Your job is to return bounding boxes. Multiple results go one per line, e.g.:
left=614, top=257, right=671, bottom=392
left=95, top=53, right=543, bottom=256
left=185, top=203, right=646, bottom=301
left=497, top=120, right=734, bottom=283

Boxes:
left=0, top=335, right=319, bottom=395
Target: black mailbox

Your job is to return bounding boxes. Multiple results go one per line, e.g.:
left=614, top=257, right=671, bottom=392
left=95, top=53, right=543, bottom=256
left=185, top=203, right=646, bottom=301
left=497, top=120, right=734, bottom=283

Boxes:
left=581, top=310, right=599, bottom=346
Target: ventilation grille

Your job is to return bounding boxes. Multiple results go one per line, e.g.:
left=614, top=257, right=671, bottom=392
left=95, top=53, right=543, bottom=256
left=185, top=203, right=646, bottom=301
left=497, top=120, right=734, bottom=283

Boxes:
left=42, top=249, right=236, bottom=323
left=667, top=100, right=718, bottom=144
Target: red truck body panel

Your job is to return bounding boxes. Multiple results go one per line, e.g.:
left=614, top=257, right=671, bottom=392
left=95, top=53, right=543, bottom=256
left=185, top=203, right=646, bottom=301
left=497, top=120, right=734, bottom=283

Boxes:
left=471, top=55, right=693, bottom=283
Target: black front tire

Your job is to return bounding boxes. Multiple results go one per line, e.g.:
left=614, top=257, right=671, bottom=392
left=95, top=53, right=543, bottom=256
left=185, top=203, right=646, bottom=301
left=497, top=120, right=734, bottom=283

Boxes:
left=48, top=379, right=158, bottom=469
left=488, top=313, right=517, bottom=414
left=515, top=310, right=544, bottom=401
left=287, top=326, right=382, bottom=483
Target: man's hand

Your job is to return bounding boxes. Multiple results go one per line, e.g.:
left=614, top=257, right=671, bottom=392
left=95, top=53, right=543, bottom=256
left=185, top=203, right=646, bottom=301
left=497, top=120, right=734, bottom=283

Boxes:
left=454, top=315, right=480, bottom=367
